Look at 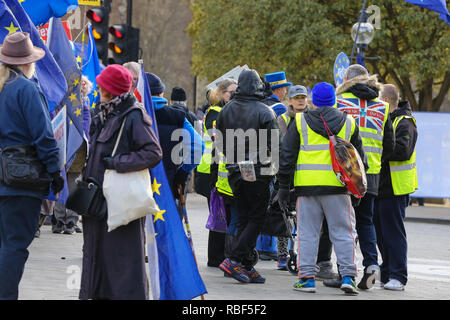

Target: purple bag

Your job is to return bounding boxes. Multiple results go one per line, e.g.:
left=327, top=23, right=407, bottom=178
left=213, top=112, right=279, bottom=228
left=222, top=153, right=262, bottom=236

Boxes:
left=206, top=188, right=227, bottom=233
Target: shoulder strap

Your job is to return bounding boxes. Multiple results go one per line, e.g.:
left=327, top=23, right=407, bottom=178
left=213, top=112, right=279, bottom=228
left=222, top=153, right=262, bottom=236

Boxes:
left=111, top=116, right=128, bottom=157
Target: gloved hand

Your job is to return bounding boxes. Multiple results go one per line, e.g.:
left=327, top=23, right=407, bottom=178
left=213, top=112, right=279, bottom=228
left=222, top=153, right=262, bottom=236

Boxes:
left=277, top=187, right=290, bottom=211
left=103, top=157, right=115, bottom=170
left=51, top=171, right=64, bottom=194
left=174, top=168, right=190, bottom=186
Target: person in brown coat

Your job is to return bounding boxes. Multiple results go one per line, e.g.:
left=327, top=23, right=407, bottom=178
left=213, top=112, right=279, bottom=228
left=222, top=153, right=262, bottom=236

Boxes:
left=79, top=64, right=162, bottom=300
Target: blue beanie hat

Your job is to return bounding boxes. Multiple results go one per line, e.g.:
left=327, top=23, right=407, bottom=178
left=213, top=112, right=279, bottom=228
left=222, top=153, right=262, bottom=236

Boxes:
left=145, top=72, right=166, bottom=95
left=312, top=82, right=336, bottom=107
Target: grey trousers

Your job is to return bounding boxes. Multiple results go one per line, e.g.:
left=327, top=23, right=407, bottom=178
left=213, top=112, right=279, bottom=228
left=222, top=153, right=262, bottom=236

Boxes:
left=296, top=194, right=358, bottom=278
left=53, top=173, right=80, bottom=227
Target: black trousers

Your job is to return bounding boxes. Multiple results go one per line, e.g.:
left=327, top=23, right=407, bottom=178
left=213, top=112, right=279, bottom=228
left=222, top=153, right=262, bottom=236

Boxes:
left=230, top=180, right=271, bottom=268
left=373, top=195, right=408, bottom=285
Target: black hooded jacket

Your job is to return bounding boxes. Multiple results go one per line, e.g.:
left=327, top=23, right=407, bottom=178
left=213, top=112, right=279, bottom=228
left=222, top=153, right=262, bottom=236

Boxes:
left=378, top=101, right=418, bottom=197
left=216, top=69, right=280, bottom=182
left=277, top=106, right=366, bottom=196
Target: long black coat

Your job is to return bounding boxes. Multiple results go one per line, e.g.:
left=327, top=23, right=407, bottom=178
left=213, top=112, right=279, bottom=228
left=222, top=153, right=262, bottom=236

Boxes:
left=79, top=95, right=162, bottom=300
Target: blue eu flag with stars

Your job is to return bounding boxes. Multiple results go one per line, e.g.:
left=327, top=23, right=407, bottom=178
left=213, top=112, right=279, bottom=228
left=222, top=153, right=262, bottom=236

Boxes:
left=47, top=17, right=85, bottom=166
left=405, top=0, right=450, bottom=25
left=73, top=24, right=101, bottom=113
left=137, top=63, right=207, bottom=300
left=2, top=0, right=67, bottom=112
left=19, top=0, right=78, bottom=28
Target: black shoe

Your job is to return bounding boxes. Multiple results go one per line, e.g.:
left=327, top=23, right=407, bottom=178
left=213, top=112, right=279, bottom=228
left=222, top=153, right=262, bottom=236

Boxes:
left=52, top=222, right=64, bottom=234
left=358, top=265, right=379, bottom=290
left=74, top=225, right=82, bottom=233
left=63, top=226, right=75, bottom=235
left=323, top=275, right=342, bottom=288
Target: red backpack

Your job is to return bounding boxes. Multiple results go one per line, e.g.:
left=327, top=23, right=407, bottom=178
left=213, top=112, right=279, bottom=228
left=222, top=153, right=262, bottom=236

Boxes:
left=321, top=115, right=367, bottom=198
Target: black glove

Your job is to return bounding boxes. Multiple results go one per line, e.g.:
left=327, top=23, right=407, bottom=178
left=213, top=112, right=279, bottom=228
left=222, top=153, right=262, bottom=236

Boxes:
left=51, top=171, right=64, bottom=194
left=278, top=187, right=290, bottom=211
left=103, top=157, right=115, bottom=170
left=174, top=168, right=190, bottom=186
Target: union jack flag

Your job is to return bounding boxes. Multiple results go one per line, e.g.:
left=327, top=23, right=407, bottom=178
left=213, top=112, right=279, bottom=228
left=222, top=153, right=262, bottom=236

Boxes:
left=337, top=98, right=386, bottom=131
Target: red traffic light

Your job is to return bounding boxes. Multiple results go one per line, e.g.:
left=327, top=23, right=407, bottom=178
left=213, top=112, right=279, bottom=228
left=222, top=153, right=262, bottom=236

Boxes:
left=109, top=25, right=127, bottom=39
left=87, top=8, right=105, bottom=23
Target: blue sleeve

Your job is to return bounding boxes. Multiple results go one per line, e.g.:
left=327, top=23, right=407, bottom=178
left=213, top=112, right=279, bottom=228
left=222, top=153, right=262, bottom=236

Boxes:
left=272, top=104, right=287, bottom=117
left=180, top=118, right=205, bottom=173
left=21, top=81, right=60, bottom=173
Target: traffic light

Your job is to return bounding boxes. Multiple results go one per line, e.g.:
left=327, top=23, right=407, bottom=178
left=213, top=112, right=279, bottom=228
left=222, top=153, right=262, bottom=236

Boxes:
left=108, top=24, right=140, bottom=65
left=86, top=0, right=111, bottom=63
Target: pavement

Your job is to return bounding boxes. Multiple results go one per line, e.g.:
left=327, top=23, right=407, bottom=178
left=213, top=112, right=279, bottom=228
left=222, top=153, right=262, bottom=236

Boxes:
left=18, top=193, right=450, bottom=300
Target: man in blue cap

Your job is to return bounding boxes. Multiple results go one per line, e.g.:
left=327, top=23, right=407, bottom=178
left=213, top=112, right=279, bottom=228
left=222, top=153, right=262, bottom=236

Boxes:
left=277, top=82, right=366, bottom=295
left=263, top=71, right=292, bottom=117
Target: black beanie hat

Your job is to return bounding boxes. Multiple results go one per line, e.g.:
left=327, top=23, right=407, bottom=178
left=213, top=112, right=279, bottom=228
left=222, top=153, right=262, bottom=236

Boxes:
left=171, top=86, right=187, bottom=101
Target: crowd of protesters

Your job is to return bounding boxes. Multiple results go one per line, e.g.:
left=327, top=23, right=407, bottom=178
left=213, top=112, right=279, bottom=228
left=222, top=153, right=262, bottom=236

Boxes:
left=0, top=31, right=418, bottom=300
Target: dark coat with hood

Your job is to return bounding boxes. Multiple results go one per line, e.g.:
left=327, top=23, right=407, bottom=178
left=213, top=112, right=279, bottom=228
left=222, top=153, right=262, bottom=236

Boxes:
left=336, top=75, right=395, bottom=196
left=80, top=93, right=162, bottom=300
left=278, top=106, right=366, bottom=197
left=378, top=101, right=418, bottom=198
left=216, top=69, right=280, bottom=188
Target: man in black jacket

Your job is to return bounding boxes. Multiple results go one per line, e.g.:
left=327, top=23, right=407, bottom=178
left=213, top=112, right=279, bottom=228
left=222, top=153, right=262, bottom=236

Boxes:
left=374, top=84, right=418, bottom=291
left=333, top=65, right=395, bottom=290
left=216, top=69, right=280, bottom=284
left=277, top=82, right=366, bottom=294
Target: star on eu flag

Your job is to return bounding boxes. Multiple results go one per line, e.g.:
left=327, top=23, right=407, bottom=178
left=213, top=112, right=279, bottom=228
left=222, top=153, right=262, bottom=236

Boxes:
left=69, top=93, right=77, bottom=102
left=152, top=178, right=162, bottom=195
left=5, top=22, right=19, bottom=35
left=153, top=209, right=166, bottom=223
left=74, top=108, right=82, bottom=117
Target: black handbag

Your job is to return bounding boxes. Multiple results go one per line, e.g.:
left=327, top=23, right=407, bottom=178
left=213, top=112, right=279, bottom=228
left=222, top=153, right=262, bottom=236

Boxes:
left=0, top=144, right=52, bottom=192
left=66, top=177, right=107, bottom=220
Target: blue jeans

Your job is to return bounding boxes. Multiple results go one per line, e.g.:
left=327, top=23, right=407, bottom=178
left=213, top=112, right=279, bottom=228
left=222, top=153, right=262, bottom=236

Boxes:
left=0, top=196, right=41, bottom=300
left=355, top=193, right=378, bottom=268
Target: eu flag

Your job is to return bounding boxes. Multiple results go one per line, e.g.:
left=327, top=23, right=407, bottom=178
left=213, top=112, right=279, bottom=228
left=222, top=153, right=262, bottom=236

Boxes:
left=47, top=17, right=85, bottom=165
left=20, top=0, right=78, bottom=28
left=137, top=63, right=207, bottom=300
left=405, top=0, right=450, bottom=25
left=3, top=0, right=67, bottom=112
left=73, top=24, right=101, bottom=113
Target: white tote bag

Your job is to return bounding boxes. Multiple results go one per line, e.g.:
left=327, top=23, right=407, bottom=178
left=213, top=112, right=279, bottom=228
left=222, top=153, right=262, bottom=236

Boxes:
left=103, top=116, right=159, bottom=232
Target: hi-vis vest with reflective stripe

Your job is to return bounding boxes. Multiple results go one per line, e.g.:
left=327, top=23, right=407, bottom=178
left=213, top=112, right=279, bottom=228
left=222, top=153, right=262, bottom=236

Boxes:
left=390, top=115, right=418, bottom=196
left=197, top=106, right=222, bottom=174
left=337, top=92, right=389, bottom=175
left=216, top=152, right=233, bottom=196
left=294, top=113, right=356, bottom=187
left=281, top=113, right=291, bottom=127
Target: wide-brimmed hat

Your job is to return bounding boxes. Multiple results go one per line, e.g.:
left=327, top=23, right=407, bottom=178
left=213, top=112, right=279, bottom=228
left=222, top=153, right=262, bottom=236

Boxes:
left=0, top=32, right=45, bottom=65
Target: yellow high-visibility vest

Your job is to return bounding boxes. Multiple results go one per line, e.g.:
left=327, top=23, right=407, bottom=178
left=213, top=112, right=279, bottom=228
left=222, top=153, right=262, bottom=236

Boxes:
left=337, top=92, right=389, bottom=174
left=294, top=112, right=355, bottom=187
left=215, top=152, right=233, bottom=196
left=389, top=115, right=418, bottom=196
left=197, top=106, right=222, bottom=174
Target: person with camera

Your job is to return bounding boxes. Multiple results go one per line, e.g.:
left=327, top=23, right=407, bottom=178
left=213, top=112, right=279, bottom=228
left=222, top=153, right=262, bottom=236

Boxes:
left=0, top=32, right=64, bottom=300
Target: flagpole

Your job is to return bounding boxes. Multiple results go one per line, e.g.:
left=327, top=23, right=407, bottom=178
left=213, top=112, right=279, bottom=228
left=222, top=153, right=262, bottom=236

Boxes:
left=177, top=184, right=205, bottom=301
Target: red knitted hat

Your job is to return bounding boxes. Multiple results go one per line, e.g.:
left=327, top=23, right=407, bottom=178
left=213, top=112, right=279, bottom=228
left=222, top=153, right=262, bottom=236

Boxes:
left=96, top=64, right=133, bottom=97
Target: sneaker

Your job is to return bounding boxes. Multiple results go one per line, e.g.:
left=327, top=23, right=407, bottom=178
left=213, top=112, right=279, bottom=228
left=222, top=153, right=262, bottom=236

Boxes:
left=293, top=278, right=316, bottom=293
left=323, top=275, right=342, bottom=288
left=259, top=252, right=277, bottom=261
left=384, top=279, right=405, bottom=291
left=245, top=268, right=265, bottom=284
left=219, top=258, right=250, bottom=283
left=52, top=222, right=64, bottom=234
left=277, top=256, right=288, bottom=271
left=358, top=265, right=379, bottom=290
left=63, top=226, right=75, bottom=235
left=34, top=228, right=41, bottom=238
left=341, top=276, right=359, bottom=295
left=316, top=261, right=338, bottom=280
